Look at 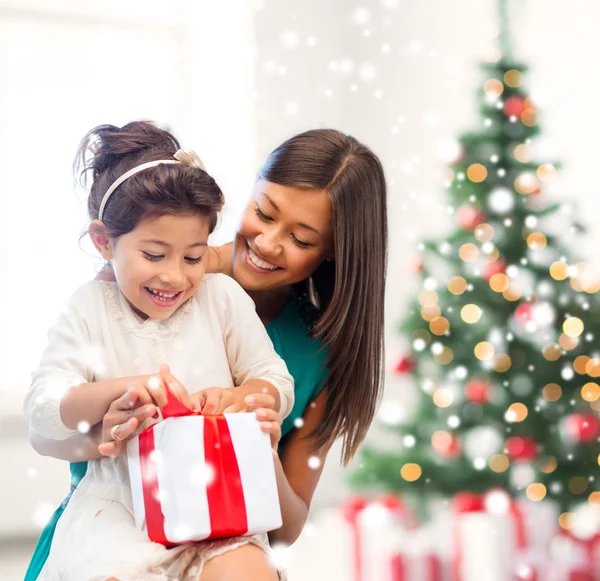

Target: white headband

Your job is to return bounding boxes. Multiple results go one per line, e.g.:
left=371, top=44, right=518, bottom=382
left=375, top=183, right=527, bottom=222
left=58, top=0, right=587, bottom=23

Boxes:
left=98, top=149, right=206, bottom=221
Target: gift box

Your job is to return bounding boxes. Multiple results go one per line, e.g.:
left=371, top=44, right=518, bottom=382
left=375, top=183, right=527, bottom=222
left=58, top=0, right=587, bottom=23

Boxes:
left=453, top=490, right=522, bottom=581
left=127, top=390, right=281, bottom=545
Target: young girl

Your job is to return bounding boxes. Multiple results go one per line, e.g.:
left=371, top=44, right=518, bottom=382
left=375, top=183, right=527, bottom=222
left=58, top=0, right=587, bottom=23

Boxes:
left=24, top=121, right=294, bottom=581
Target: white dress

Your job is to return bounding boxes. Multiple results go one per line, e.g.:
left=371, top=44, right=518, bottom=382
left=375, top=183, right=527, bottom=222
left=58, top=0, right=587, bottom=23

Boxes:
left=24, top=275, right=294, bottom=581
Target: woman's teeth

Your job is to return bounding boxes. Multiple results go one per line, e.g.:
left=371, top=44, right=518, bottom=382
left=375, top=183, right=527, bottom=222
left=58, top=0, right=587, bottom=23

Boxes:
left=248, top=247, right=278, bottom=270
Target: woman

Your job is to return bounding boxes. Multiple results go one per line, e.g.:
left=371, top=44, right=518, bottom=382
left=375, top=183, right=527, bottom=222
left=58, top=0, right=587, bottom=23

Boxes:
left=25, top=128, right=388, bottom=580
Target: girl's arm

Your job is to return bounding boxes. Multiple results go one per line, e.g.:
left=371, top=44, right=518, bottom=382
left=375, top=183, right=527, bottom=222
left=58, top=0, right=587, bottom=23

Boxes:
left=269, top=388, right=331, bottom=545
left=29, top=425, right=104, bottom=462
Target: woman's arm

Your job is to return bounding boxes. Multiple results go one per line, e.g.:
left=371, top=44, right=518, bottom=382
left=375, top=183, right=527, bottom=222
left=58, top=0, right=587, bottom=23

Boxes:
left=269, top=388, right=331, bottom=545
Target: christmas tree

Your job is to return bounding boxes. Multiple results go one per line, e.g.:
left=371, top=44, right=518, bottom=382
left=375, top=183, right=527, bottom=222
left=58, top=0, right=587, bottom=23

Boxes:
left=351, top=0, right=600, bottom=523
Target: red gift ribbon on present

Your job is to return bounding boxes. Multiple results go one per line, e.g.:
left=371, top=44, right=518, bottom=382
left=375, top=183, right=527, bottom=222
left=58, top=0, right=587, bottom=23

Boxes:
left=138, top=382, right=248, bottom=545
left=452, top=490, right=527, bottom=581
left=343, top=494, right=408, bottom=581
left=391, top=553, right=442, bottom=581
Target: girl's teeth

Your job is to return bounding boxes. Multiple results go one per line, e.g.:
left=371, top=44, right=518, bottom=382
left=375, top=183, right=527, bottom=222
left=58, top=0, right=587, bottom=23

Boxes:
left=148, top=288, right=179, bottom=301
left=248, top=247, right=278, bottom=270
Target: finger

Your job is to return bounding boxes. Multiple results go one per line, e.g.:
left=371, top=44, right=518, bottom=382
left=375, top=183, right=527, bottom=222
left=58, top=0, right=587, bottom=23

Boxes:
left=107, top=417, right=138, bottom=443
left=222, top=402, right=245, bottom=413
left=159, top=363, right=171, bottom=375
left=145, top=376, right=169, bottom=408
left=119, top=385, right=153, bottom=409
left=161, top=371, right=192, bottom=409
left=201, top=391, right=223, bottom=415
left=98, top=441, right=118, bottom=457
left=259, top=421, right=282, bottom=449
left=244, top=393, right=277, bottom=411
left=189, top=392, right=206, bottom=413
left=254, top=408, right=282, bottom=423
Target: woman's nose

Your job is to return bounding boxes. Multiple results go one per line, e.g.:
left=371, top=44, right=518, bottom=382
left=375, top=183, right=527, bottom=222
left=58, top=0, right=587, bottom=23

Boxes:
left=256, top=229, right=281, bottom=256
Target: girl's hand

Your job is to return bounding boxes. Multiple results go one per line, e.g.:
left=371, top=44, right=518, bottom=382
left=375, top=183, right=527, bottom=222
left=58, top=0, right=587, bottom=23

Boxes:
left=98, top=366, right=191, bottom=457
left=189, top=387, right=246, bottom=415
left=255, top=407, right=283, bottom=451
left=98, top=383, right=157, bottom=457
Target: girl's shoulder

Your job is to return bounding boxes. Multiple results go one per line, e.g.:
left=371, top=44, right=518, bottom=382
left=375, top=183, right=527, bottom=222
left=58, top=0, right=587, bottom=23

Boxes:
left=62, top=280, right=115, bottom=312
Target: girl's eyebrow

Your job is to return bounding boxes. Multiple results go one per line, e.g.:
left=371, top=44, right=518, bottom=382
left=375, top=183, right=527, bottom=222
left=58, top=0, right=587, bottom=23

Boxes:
left=263, top=194, right=323, bottom=237
left=140, top=239, right=207, bottom=248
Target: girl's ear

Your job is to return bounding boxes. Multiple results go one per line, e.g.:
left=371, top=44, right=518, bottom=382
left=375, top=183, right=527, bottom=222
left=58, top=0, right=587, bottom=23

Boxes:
left=88, top=220, right=114, bottom=260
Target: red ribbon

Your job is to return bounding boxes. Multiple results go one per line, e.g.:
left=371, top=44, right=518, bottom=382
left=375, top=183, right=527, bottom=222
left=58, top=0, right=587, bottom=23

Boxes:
left=342, top=495, right=407, bottom=581
left=138, top=382, right=248, bottom=545
left=391, top=553, right=442, bottom=581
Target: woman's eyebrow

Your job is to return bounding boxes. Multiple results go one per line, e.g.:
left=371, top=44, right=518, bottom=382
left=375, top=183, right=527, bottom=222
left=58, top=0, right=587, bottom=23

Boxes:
left=263, top=193, right=323, bottom=237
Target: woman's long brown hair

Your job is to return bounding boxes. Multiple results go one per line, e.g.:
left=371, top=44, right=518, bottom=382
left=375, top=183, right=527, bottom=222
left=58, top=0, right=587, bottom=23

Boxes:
left=259, top=129, right=388, bottom=464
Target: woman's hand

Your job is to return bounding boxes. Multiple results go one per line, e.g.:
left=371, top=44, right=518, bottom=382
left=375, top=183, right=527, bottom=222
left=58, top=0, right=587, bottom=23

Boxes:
left=207, top=242, right=233, bottom=276
left=95, top=263, right=116, bottom=282
left=255, top=406, right=283, bottom=451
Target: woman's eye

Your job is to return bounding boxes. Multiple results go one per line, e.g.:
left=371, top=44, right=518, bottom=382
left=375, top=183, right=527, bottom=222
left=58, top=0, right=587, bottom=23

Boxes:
left=185, top=256, right=203, bottom=264
left=291, top=235, right=312, bottom=249
left=143, top=252, right=163, bottom=261
left=254, top=204, right=273, bottom=222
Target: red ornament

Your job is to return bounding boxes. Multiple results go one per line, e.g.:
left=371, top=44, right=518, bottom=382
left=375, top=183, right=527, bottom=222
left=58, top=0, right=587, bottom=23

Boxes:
left=436, top=433, right=462, bottom=460
left=464, top=379, right=491, bottom=404
left=482, top=259, right=505, bottom=281
left=505, top=436, right=538, bottom=461
left=457, top=205, right=487, bottom=230
left=563, top=413, right=600, bottom=444
left=503, top=96, right=526, bottom=117
left=412, top=259, right=423, bottom=273
left=395, top=356, right=415, bottom=374
left=514, top=303, right=534, bottom=325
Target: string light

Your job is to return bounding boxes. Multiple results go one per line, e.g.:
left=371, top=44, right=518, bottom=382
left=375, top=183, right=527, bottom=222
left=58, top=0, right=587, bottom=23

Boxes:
left=574, top=355, right=590, bottom=374
left=475, top=342, right=495, bottom=360
left=504, top=69, right=522, bottom=87
left=400, top=463, right=422, bottom=481
left=563, top=317, right=584, bottom=337
left=542, top=383, right=562, bottom=402
left=582, top=382, right=599, bottom=402
left=467, top=163, right=488, bottom=182
left=526, top=483, right=547, bottom=501
left=505, top=402, right=528, bottom=422
left=461, top=304, right=482, bottom=324
left=459, top=243, right=479, bottom=262
left=550, top=261, right=569, bottom=280
left=448, top=276, right=467, bottom=295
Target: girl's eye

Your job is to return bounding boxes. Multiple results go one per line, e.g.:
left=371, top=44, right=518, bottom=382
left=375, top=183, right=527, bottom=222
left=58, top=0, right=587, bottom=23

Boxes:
left=143, top=252, right=163, bottom=261
left=254, top=204, right=273, bottom=222
left=185, top=256, right=203, bottom=264
left=291, top=234, right=312, bottom=249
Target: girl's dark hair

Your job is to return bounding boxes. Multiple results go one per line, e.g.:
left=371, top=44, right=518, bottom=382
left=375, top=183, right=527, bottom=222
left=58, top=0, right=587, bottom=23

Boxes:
left=75, top=121, right=223, bottom=236
left=260, top=129, right=388, bottom=464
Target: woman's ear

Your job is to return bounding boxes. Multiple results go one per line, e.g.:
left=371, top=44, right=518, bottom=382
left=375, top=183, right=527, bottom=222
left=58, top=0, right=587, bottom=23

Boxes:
left=88, top=220, right=114, bottom=260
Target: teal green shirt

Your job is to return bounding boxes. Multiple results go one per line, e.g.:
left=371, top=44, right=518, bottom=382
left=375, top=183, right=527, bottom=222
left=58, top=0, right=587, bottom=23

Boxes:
left=24, top=295, right=328, bottom=580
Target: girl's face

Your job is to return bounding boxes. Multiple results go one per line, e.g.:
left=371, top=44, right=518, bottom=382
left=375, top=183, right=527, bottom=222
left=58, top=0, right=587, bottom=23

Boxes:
left=232, top=179, right=334, bottom=293
left=93, top=213, right=210, bottom=320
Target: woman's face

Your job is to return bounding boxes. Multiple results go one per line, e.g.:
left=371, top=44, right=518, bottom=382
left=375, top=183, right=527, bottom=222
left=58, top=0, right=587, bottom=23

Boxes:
left=232, top=179, right=334, bottom=292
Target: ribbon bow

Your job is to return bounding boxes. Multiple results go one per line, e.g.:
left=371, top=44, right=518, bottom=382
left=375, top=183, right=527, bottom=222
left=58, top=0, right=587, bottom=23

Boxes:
left=174, top=148, right=206, bottom=171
